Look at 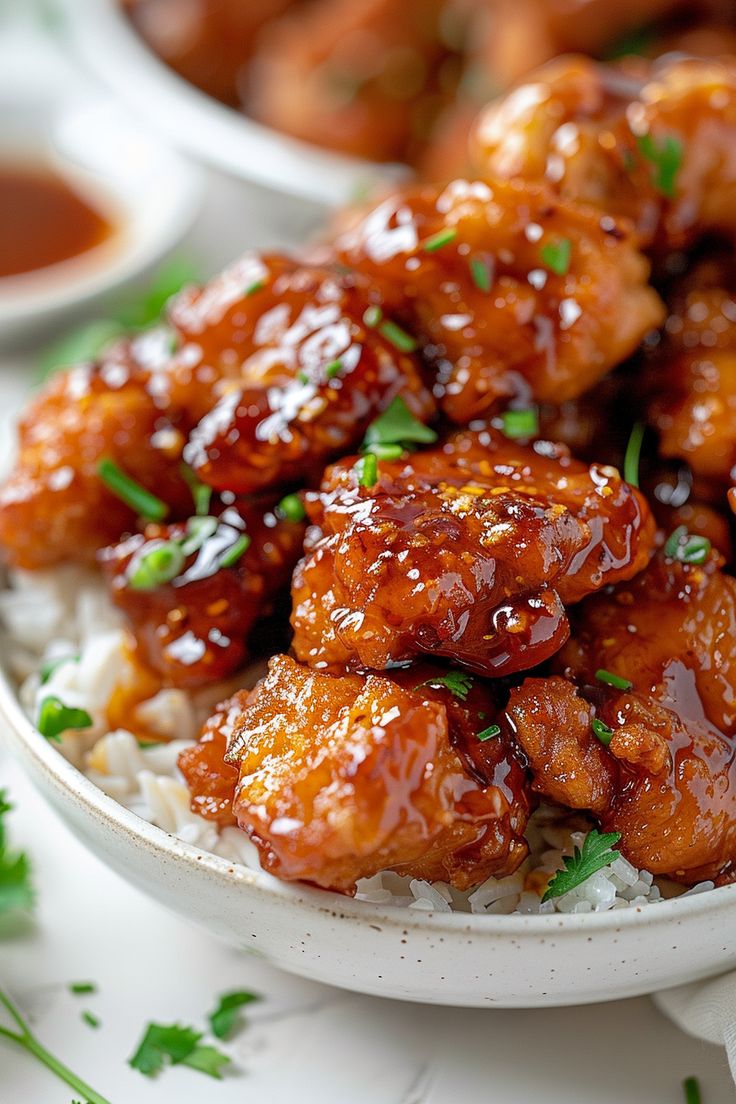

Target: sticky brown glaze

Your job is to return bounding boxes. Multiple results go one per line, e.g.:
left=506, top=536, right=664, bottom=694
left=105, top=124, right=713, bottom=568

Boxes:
left=472, top=54, right=736, bottom=252
left=507, top=552, right=736, bottom=883
left=200, top=653, right=530, bottom=892
left=100, top=500, right=305, bottom=688
left=336, top=178, right=663, bottom=420
left=0, top=335, right=192, bottom=569
left=178, top=699, right=241, bottom=828
left=290, top=428, right=656, bottom=677
left=174, top=254, right=436, bottom=493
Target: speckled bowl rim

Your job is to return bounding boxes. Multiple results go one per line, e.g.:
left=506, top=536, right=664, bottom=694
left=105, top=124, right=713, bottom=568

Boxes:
left=3, top=646, right=736, bottom=937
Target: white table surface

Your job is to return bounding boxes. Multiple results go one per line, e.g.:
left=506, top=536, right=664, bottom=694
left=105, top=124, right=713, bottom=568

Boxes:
left=1, top=16, right=735, bottom=1100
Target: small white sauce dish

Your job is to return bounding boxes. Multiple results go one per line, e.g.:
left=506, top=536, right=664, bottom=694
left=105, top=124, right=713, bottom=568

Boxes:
left=0, top=27, right=202, bottom=343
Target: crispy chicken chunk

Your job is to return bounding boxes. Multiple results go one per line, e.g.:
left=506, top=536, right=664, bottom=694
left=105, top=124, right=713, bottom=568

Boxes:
left=0, top=336, right=192, bottom=569
left=176, top=254, right=435, bottom=493
left=508, top=552, right=736, bottom=883
left=190, top=654, right=530, bottom=892
left=472, top=54, right=736, bottom=251
left=291, top=429, right=655, bottom=676
left=336, top=178, right=663, bottom=420
left=100, top=499, right=304, bottom=688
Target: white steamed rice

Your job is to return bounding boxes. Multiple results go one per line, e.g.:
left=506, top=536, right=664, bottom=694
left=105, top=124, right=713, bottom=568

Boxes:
left=0, top=568, right=713, bottom=915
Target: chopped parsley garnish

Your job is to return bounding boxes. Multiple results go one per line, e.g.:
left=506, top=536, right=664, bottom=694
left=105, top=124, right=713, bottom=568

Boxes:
left=635, top=132, right=683, bottom=198
left=0, top=791, right=34, bottom=919
left=69, top=982, right=96, bottom=995
left=595, top=669, right=633, bottom=691
left=591, top=718, right=613, bottom=746
left=477, top=724, right=501, bottom=742
left=325, top=358, right=343, bottom=379
left=244, top=280, right=265, bottom=296
left=39, top=653, right=78, bottom=685
left=37, top=697, right=93, bottom=743
left=208, top=990, right=260, bottom=1040
left=129, top=541, right=186, bottom=590
left=501, top=407, right=539, bottom=439
left=98, top=458, right=168, bottom=522
left=219, top=533, right=251, bottom=568
left=469, top=255, right=492, bottom=293
left=363, top=305, right=383, bottom=328
left=129, top=1022, right=230, bottom=1080
left=416, top=670, right=474, bottom=702
left=276, top=493, right=306, bottom=523
left=82, top=1011, right=100, bottom=1029
left=379, top=319, right=418, bottom=353
left=623, top=421, right=645, bottom=488
left=540, top=238, right=572, bottom=276
left=683, top=1076, right=702, bottom=1104
left=542, top=830, right=622, bottom=902
left=0, top=988, right=110, bottom=1103
left=358, top=453, right=378, bottom=489
left=362, top=396, right=438, bottom=455
left=422, top=227, right=458, bottom=253
left=664, top=526, right=712, bottom=565
left=181, top=464, right=212, bottom=516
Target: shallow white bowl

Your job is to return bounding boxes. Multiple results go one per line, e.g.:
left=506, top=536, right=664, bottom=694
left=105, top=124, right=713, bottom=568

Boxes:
left=3, top=648, right=736, bottom=1008
left=60, top=0, right=407, bottom=208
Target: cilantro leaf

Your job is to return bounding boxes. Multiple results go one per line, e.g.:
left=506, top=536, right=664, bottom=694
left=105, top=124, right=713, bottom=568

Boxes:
left=416, top=670, right=474, bottom=702
left=362, top=397, right=437, bottom=453
left=181, top=1045, right=231, bottom=1079
left=542, top=830, right=622, bottom=902
left=208, top=990, right=260, bottom=1040
left=129, top=1023, right=202, bottom=1077
left=0, top=792, right=34, bottom=918
left=36, top=697, right=93, bottom=743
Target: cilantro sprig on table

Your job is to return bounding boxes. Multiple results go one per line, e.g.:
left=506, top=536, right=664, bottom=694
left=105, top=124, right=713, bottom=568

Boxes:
left=542, top=830, right=622, bottom=902
left=0, top=790, right=34, bottom=919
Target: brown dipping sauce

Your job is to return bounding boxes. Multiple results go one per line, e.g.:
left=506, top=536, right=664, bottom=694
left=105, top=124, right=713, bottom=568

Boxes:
left=0, top=164, right=114, bottom=279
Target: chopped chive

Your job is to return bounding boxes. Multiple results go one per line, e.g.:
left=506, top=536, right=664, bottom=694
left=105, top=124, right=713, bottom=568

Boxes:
left=358, top=453, right=378, bottom=488
left=325, top=359, right=343, bottom=379
left=276, top=493, right=306, bottom=523
left=623, top=422, right=645, bottom=488
left=129, top=542, right=186, bottom=590
left=635, top=133, right=683, bottom=199
left=37, top=697, right=93, bottom=743
left=40, top=654, right=79, bottom=685
left=219, top=533, right=250, bottom=568
left=595, top=669, right=633, bottom=691
left=363, top=305, right=383, bottom=328
left=540, top=238, right=572, bottom=276
left=181, top=515, right=219, bottom=556
left=244, top=280, right=265, bottom=296
left=369, top=443, right=404, bottom=460
left=82, top=1011, right=100, bottom=1029
left=379, top=320, right=418, bottom=353
left=664, top=526, right=712, bottom=565
left=591, top=718, right=613, bottom=746
left=469, top=256, right=492, bottom=293
left=682, top=1076, right=701, bottom=1104
left=69, top=983, right=96, bottom=995
left=501, top=407, right=539, bottom=439
left=422, top=227, right=458, bottom=253
left=477, top=724, right=501, bottom=742
left=181, top=464, right=212, bottom=517
left=98, top=458, right=168, bottom=522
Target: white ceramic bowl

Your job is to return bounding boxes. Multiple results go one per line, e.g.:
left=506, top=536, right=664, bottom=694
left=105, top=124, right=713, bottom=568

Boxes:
left=60, top=0, right=407, bottom=208
left=0, top=26, right=202, bottom=342
left=3, top=647, right=736, bottom=1008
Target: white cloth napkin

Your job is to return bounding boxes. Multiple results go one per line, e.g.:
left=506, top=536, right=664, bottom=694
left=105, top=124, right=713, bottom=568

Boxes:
left=655, top=979, right=736, bottom=1083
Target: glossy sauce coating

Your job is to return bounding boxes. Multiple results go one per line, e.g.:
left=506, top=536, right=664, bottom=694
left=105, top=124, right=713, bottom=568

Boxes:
left=175, top=254, right=435, bottom=493
left=336, top=178, right=663, bottom=419
left=100, top=500, right=305, bottom=688
left=204, top=653, right=530, bottom=891
left=507, top=553, right=736, bottom=882
left=291, top=428, right=655, bottom=676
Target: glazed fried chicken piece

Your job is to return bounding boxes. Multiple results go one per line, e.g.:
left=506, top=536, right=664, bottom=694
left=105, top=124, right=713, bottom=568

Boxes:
left=472, top=54, right=736, bottom=252
left=175, top=254, right=435, bottom=493
left=507, top=552, right=736, bottom=883
left=100, top=499, right=305, bottom=688
left=178, top=698, right=241, bottom=828
left=290, top=429, right=655, bottom=677
left=336, top=178, right=663, bottom=421
left=190, top=653, right=530, bottom=892
left=0, top=336, right=192, bottom=570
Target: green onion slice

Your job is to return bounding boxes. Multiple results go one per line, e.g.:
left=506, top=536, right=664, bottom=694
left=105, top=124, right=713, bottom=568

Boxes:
left=595, top=669, right=633, bottom=691
left=501, top=408, right=539, bottom=439
left=98, top=459, right=168, bottom=522
left=422, top=227, right=458, bottom=253
left=591, top=718, right=613, bottom=746
left=219, top=533, right=251, bottom=568
left=469, top=256, right=492, bottom=293
left=276, top=493, right=306, bottom=523
left=379, top=320, right=418, bottom=353
left=477, top=724, right=501, bottom=742
left=181, top=515, right=219, bottom=557
left=623, top=422, right=645, bottom=488
left=358, top=453, right=378, bottom=488
left=540, top=238, right=572, bottom=276
left=363, top=305, right=383, bottom=328
left=664, top=526, right=712, bottom=565
left=129, top=541, right=186, bottom=590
